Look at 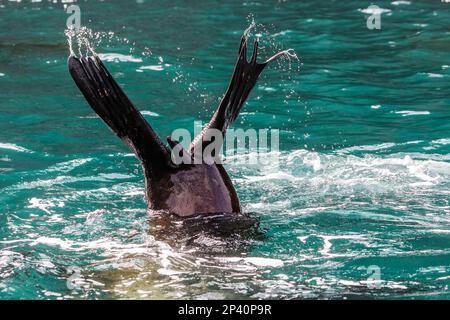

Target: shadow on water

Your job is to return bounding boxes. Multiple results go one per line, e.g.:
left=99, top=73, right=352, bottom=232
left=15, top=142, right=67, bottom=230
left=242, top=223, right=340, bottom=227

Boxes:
left=84, top=212, right=266, bottom=299
left=148, top=211, right=265, bottom=249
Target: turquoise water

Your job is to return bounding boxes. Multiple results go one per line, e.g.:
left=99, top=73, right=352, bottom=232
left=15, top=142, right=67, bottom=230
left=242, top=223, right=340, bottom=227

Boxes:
left=1, top=0, right=450, bottom=299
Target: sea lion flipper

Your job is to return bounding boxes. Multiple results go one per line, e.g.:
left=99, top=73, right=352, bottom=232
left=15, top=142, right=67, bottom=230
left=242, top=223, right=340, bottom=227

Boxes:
left=68, top=55, right=171, bottom=173
left=188, top=35, right=284, bottom=154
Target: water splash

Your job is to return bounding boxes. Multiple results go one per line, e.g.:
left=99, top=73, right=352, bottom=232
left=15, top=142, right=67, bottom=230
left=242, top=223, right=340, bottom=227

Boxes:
left=265, top=48, right=298, bottom=64
left=240, top=17, right=306, bottom=135
left=64, top=26, right=151, bottom=58
left=243, top=19, right=256, bottom=39
left=65, top=26, right=98, bottom=57
left=65, top=27, right=75, bottom=57
left=241, top=19, right=299, bottom=65
left=243, top=16, right=301, bottom=71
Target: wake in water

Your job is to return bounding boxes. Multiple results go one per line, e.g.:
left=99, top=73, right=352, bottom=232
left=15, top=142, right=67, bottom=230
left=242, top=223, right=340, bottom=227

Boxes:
left=2, top=140, right=449, bottom=298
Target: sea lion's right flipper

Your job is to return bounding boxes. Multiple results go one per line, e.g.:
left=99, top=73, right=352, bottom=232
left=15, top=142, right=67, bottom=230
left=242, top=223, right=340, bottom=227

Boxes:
left=188, top=35, right=287, bottom=154
left=68, top=55, right=171, bottom=185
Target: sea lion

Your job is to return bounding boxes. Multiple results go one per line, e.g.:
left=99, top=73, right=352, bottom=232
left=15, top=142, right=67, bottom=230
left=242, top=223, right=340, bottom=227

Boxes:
left=68, top=32, right=287, bottom=217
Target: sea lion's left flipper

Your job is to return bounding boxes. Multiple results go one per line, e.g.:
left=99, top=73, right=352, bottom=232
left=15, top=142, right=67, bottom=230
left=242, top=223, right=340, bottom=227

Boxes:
left=68, top=55, right=171, bottom=199
left=189, top=36, right=286, bottom=154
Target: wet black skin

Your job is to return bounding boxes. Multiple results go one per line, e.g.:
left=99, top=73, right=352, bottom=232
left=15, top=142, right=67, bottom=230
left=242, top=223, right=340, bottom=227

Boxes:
left=150, top=164, right=240, bottom=216
left=68, top=34, right=286, bottom=217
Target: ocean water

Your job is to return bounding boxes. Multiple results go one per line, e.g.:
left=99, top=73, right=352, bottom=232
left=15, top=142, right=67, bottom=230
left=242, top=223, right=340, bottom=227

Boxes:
left=1, top=0, right=450, bottom=299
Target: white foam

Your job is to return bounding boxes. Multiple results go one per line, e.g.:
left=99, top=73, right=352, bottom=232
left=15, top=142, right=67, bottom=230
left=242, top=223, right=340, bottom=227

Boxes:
left=97, top=53, right=142, bottom=63
left=299, top=234, right=365, bottom=256
left=138, top=65, right=165, bottom=71
left=243, top=171, right=297, bottom=183
left=432, top=138, right=450, bottom=145
left=221, top=257, right=284, bottom=268
left=395, top=110, right=431, bottom=116
left=46, top=158, right=92, bottom=173
left=338, top=143, right=396, bottom=153
left=359, top=7, right=391, bottom=14
left=272, top=30, right=293, bottom=37
left=140, top=111, right=160, bottom=117
left=302, top=152, right=321, bottom=171
left=0, top=143, right=32, bottom=153
left=427, top=73, right=444, bottom=78
left=391, top=1, right=411, bottom=5
left=28, top=197, right=65, bottom=214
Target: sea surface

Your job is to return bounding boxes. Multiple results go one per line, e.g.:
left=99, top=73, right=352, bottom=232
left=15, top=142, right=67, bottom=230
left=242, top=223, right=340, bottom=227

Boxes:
left=1, top=0, right=450, bottom=299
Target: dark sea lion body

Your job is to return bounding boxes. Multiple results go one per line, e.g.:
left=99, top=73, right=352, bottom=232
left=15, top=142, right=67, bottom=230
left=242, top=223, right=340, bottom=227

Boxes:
left=150, top=164, right=241, bottom=216
left=68, top=33, right=285, bottom=217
